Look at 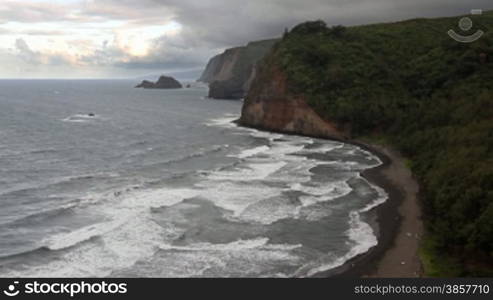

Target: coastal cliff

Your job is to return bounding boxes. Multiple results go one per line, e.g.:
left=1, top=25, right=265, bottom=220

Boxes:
left=240, top=14, right=493, bottom=276
left=198, top=39, right=278, bottom=99
left=240, top=64, right=348, bottom=139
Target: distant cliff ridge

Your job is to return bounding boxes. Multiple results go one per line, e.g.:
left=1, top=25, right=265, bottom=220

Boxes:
left=198, top=53, right=226, bottom=83
left=136, top=75, right=182, bottom=89
left=198, top=39, right=278, bottom=99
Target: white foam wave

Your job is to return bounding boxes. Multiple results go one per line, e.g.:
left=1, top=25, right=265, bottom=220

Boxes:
left=301, top=142, right=344, bottom=154
left=5, top=213, right=165, bottom=277
left=298, top=211, right=378, bottom=277
left=194, top=181, right=281, bottom=217
left=358, top=176, right=389, bottom=213
left=5, top=187, right=201, bottom=277
left=281, top=135, right=315, bottom=145
left=206, top=161, right=287, bottom=182
left=298, top=192, right=352, bottom=209
left=239, top=197, right=302, bottom=224
left=204, top=114, right=239, bottom=128
left=291, top=181, right=348, bottom=197
left=160, top=238, right=270, bottom=251
left=62, top=114, right=99, bottom=123
left=43, top=222, right=115, bottom=251
left=298, top=177, right=389, bottom=277
left=143, top=239, right=303, bottom=277
left=268, top=143, right=306, bottom=159
left=299, top=207, right=333, bottom=222
left=150, top=238, right=302, bottom=277
left=160, top=238, right=302, bottom=253
left=117, top=188, right=200, bottom=210
left=265, top=159, right=317, bottom=183
left=292, top=179, right=354, bottom=209
left=234, top=145, right=270, bottom=159
left=250, top=130, right=284, bottom=141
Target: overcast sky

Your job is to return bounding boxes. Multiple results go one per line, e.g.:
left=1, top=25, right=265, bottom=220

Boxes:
left=0, top=0, right=491, bottom=79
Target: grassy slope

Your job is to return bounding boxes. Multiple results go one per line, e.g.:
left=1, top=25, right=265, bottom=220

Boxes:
left=260, top=12, right=493, bottom=276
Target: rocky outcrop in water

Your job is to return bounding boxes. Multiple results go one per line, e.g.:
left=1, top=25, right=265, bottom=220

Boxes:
left=199, top=39, right=278, bottom=99
left=135, top=75, right=182, bottom=89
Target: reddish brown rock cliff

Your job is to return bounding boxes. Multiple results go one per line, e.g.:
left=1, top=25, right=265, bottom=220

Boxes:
left=240, top=65, right=348, bottom=140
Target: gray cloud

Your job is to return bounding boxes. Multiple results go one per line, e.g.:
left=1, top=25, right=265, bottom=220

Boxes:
left=109, top=0, right=493, bottom=74
left=165, top=0, right=493, bottom=47
left=15, top=38, right=71, bottom=66
left=0, top=1, right=83, bottom=23
left=19, top=29, right=67, bottom=36
left=0, top=28, right=67, bottom=36
left=15, top=38, right=41, bottom=64
left=79, top=0, right=175, bottom=21
left=2, top=0, right=493, bottom=78
left=113, top=31, right=219, bottom=71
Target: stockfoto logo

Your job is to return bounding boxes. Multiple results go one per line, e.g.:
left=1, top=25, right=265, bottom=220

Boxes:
left=3, top=281, right=20, bottom=297
left=3, top=281, right=127, bottom=298
left=448, top=9, right=484, bottom=43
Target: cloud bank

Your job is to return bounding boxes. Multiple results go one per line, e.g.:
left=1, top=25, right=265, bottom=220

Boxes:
left=0, top=0, right=491, bottom=78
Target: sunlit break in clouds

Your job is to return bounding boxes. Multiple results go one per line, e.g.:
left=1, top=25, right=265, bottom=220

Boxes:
left=0, top=0, right=492, bottom=78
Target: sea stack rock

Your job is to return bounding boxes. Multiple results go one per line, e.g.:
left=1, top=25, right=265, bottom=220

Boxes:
left=135, top=75, right=182, bottom=89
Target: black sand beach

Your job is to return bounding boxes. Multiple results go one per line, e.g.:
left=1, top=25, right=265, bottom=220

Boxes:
left=314, top=141, right=423, bottom=278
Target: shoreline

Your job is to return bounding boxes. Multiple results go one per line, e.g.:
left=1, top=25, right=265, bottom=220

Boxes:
left=316, top=141, right=423, bottom=278
left=236, top=122, right=423, bottom=278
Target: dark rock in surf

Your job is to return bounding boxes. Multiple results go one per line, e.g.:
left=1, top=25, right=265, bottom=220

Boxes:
left=135, top=76, right=183, bottom=89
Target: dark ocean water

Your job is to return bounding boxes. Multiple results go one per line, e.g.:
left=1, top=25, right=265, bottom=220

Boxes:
left=0, top=80, right=386, bottom=277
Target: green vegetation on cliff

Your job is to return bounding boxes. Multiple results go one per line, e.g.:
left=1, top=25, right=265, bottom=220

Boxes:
left=259, top=13, right=493, bottom=276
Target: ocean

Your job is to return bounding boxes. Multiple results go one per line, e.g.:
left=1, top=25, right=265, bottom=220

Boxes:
left=0, top=80, right=386, bottom=277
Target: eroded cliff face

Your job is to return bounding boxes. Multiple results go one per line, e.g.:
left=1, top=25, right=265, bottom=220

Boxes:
left=198, top=39, right=278, bottom=99
left=199, top=47, right=242, bottom=84
left=198, top=54, right=222, bottom=83
left=240, top=65, right=348, bottom=140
